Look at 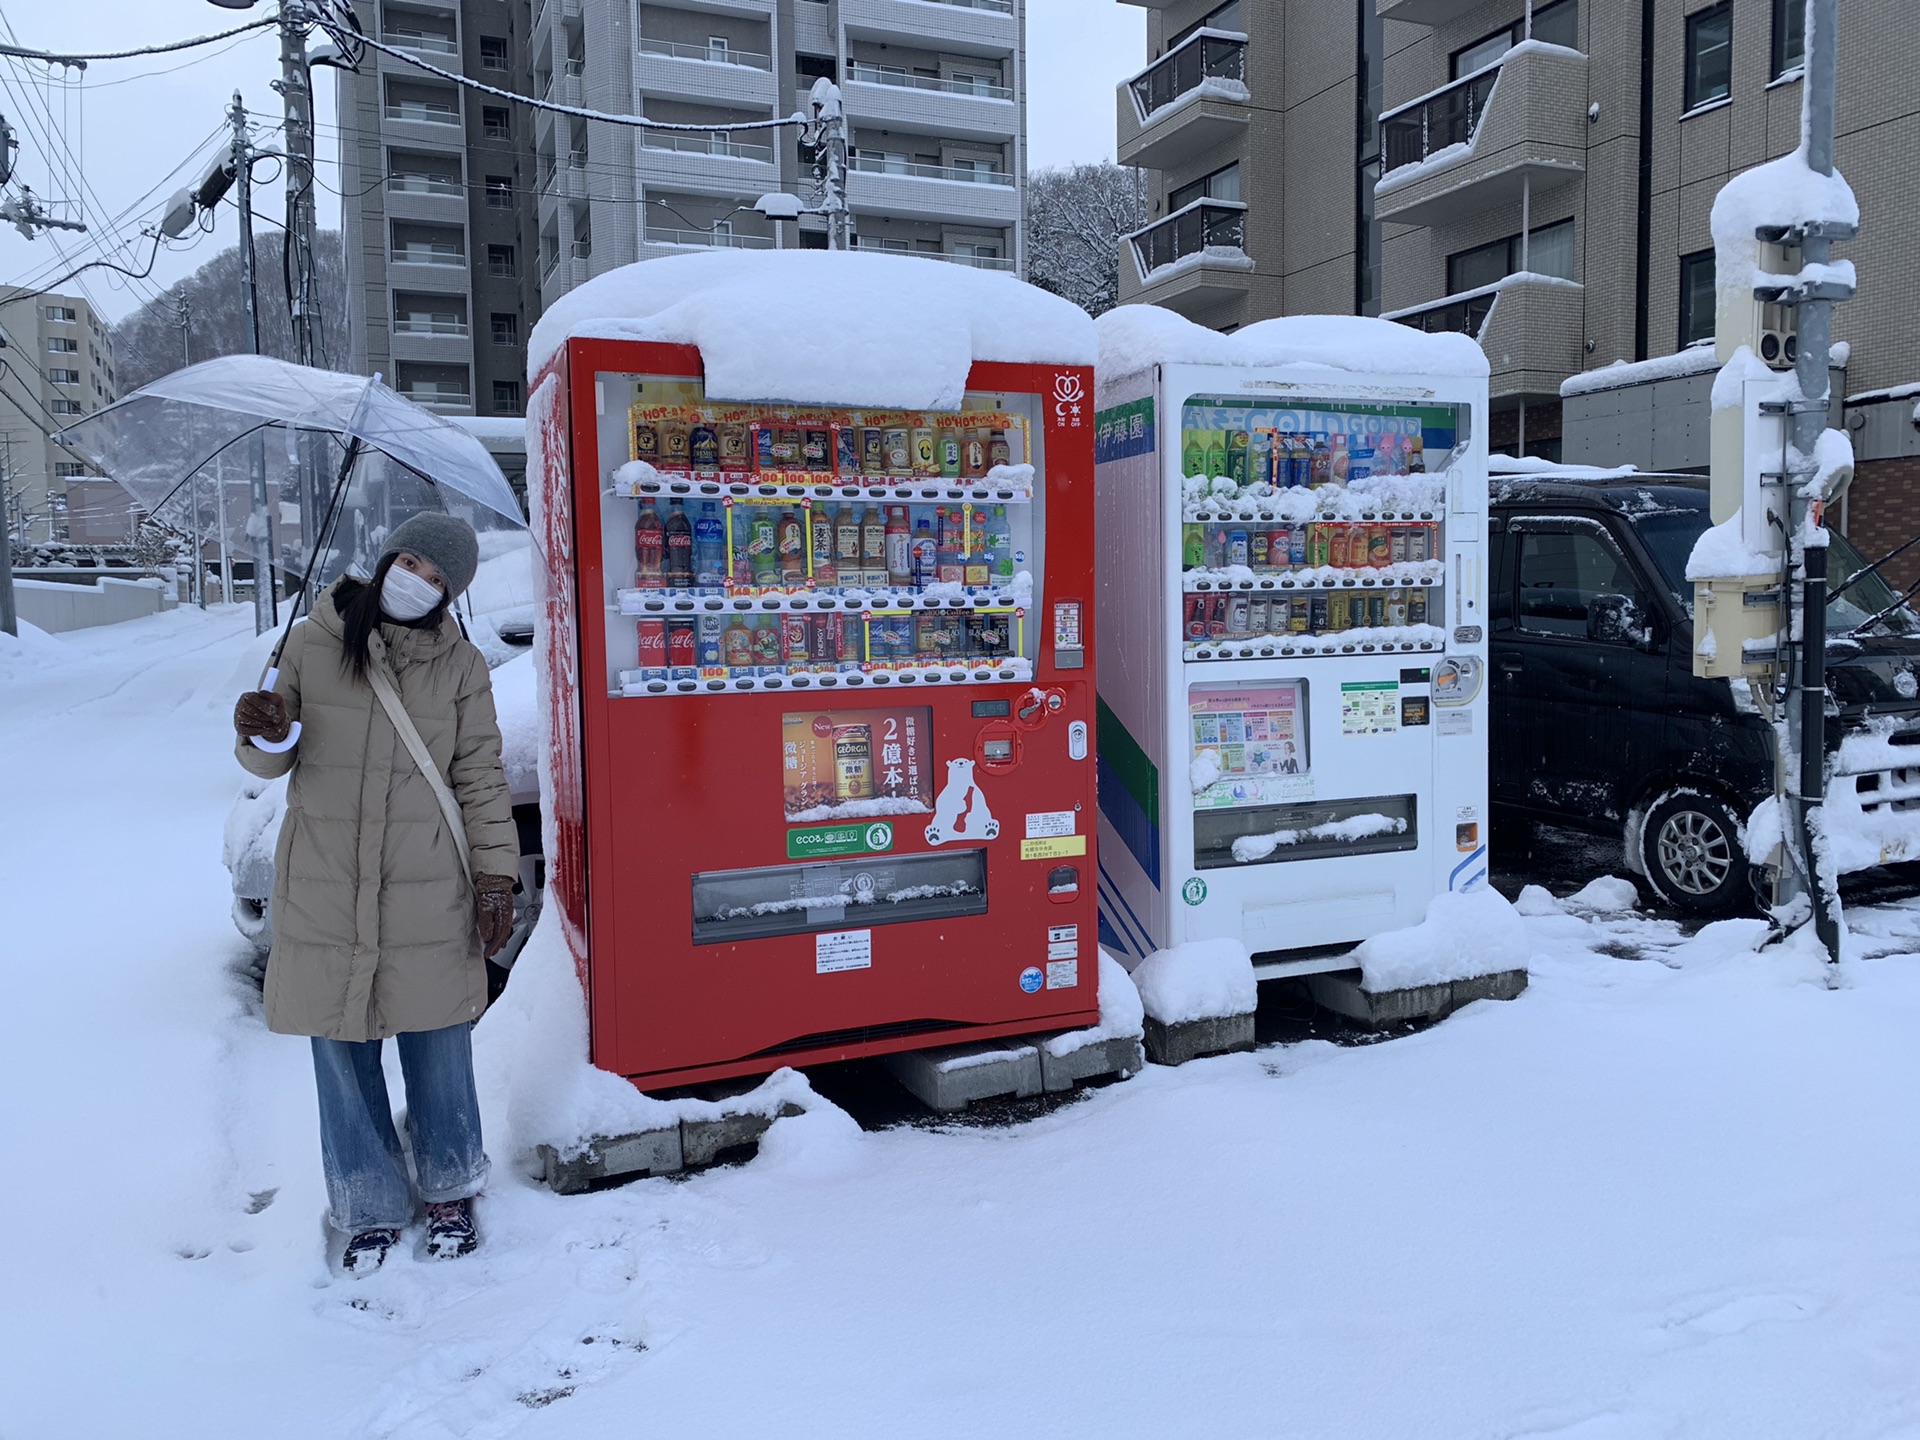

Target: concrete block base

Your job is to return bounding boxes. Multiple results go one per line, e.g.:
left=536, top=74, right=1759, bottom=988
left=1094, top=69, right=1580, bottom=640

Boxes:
left=540, top=1099, right=807, bottom=1194
left=882, top=1039, right=1044, bottom=1113
left=1037, top=1033, right=1146, bottom=1092
left=1142, top=1011, right=1256, bottom=1066
left=1307, top=967, right=1529, bottom=1027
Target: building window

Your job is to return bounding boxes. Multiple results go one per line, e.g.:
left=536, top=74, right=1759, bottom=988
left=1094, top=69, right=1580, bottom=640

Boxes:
left=485, top=176, right=514, bottom=208
left=482, top=106, right=510, bottom=139
left=45, top=305, right=76, bottom=323
left=48, top=368, right=80, bottom=385
left=491, top=313, right=519, bottom=345
left=50, top=398, right=82, bottom=416
left=1685, top=2, right=1733, bottom=110
left=1445, top=219, right=1575, bottom=293
left=1771, top=0, right=1805, bottom=78
left=706, top=35, right=729, bottom=64
left=47, top=337, right=79, bottom=353
left=486, top=244, right=516, bottom=278
left=1679, top=250, right=1716, bottom=347
left=492, top=380, right=522, bottom=412
left=479, top=36, right=509, bottom=71
left=54, top=462, right=86, bottom=478
left=1170, top=0, right=1241, bottom=51
left=1451, top=0, right=1577, bottom=79
left=1168, top=161, right=1240, bottom=212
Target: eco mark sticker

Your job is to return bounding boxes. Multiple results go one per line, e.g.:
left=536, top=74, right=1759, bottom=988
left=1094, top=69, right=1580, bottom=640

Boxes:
left=787, top=820, right=894, bottom=860
left=1019, top=966, right=1045, bottom=994
left=1181, top=876, right=1208, bottom=907
left=1020, top=835, right=1087, bottom=861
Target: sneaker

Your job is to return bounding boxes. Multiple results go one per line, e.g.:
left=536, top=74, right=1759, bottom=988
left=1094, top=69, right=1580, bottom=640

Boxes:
left=342, top=1227, right=401, bottom=1276
left=424, top=1198, right=478, bottom=1259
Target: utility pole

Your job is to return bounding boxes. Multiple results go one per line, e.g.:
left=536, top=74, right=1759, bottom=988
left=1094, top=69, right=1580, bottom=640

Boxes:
left=232, top=91, right=277, bottom=635
left=176, top=294, right=206, bottom=610
left=274, top=3, right=326, bottom=578
left=0, top=461, right=15, bottom=638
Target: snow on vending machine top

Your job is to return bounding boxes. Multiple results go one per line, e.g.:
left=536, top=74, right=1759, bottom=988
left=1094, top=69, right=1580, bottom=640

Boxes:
left=526, top=252, right=1102, bottom=1091
left=1091, top=308, right=1491, bottom=973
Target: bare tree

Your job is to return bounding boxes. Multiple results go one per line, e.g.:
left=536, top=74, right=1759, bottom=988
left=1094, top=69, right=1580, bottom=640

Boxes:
left=1025, top=163, right=1148, bottom=318
left=111, top=230, right=347, bottom=391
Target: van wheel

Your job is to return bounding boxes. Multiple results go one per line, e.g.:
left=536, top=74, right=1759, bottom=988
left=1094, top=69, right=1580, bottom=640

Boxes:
left=1639, top=789, right=1751, bottom=916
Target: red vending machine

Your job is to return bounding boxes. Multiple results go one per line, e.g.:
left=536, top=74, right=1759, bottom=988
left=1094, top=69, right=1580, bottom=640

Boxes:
left=531, top=255, right=1099, bottom=1092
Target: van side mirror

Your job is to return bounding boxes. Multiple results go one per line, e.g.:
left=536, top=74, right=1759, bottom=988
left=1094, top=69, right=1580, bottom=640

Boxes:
left=1587, top=593, right=1644, bottom=646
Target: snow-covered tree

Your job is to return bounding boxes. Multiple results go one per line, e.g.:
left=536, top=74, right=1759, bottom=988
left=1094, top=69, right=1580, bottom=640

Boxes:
left=110, top=231, right=347, bottom=392
left=1025, top=163, right=1147, bottom=318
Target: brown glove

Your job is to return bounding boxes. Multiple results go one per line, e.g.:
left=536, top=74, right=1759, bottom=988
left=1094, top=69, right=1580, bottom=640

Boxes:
left=235, top=690, right=291, bottom=743
left=475, top=874, right=516, bottom=959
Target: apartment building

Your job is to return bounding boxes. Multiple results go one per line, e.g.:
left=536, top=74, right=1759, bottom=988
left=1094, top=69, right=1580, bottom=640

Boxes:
left=0, top=287, right=123, bottom=545
left=1115, top=0, right=1920, bottom=563
left=527, top=0, right=1025, bottom=311
left=338, top=0, right=545, bottom=416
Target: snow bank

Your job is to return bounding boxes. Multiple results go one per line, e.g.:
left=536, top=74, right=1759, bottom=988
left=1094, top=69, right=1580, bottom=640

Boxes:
left=1130, top=937, right=1256, bottom=1025
left=473, top=908, right=830, bottom=1165
left=0, top=618, right=73, bottom=680
left=1352, top=887, right=1531, bottom=992
left=489, top=651, right=539, bottom=799
left=1096, top=304, right=1488, bottom=383
left=527, top=250, right=1095, bottom=410
left=1710, top=146, right=1858, bottom=303
left=1045, top=952, right=1146, bottom=1059
left=1685, top=515, right=1775, bottom=581
left=1513, top=884, right=1563, bottom=916
left=1565, top=876, right=1639, bottom=913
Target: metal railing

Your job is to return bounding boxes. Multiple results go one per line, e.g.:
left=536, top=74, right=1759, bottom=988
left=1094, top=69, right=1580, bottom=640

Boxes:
left=383, top=29, right=456, bottom=54
left=845, top=63, right=1012, bottom=100
left=640, top=130, right=775, bottom=163
left=391, top=245, right=464, bottom=266
left=399, top=387, right=472, bottom=407
left=639, top=38, right=773, bottom=71
left=1381, top=63, right=1500, bottom=174
left=384, top=101, right=460, bottom=125
left=920, top=0, right=1013, bottom=10
left=644, top=226, right=776, bottom=250
left=1127, top=199, right=1246, bottom=276
left=1127, top=28, right=1246, bottom=121
left=571, top=239, right=592, bottom=259
left=564, top=57, right=584, bottom=76
left=387, top=174, right=463, bottom=196
left=855, top=243, right=1015, bottom=272
left=1388, top=287, right=1498, bottom=338
left=849, top=154, right=1012, bottom=185
left=392, top=317, right=469, bottom=336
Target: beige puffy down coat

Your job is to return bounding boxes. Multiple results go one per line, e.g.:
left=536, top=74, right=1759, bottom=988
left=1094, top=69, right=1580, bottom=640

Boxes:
left=237, top=580, right=518, bottom=1042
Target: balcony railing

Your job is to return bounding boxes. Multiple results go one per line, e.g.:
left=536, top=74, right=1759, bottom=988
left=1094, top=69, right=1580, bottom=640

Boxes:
left=1127, top=199, right=1246, bottom=277
left=400, top=386, right=472, bottom=407
left=855, top=243, right=1016, bottom=272
left=393, top=317, right=469, bottom=336
left=564, top=57, right=584, bottom=77
left=920, top=0, right=1013, bottom=10
left=383, top=29, right=456, bottom=54
left=846, top=64, right=1012, bottom=101
left=849, top=154, right=1012, bottom=186
left=387, top=174, right=463, bottom=196
left=644, top=226, right=776, bottom=250
left=1388, top=287, right=1497, bottom=338
left=1127, top=28, right=1246, bottom=121
left=640, top=130, right=775, bottom=163
left=1381, top=63, right=1500, bottom=174
left=639, top=38, right=773, bottom=71
left=384, top=101, right=460, bottom=125
left=390, top=245, right=464, bottom=266
left=571, top=239, right=592, bottom=259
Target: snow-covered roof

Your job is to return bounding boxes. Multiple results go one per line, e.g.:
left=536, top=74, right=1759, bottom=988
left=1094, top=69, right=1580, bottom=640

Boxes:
left=526, top=250, right=1096, bottom=411
left=1560, top=345, right=1720, bottom=399
left=1095, top=304, right=1489, bottom=383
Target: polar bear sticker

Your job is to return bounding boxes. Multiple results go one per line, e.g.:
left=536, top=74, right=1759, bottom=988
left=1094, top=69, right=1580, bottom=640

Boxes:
left=924, top=757, right=1000, bottom=846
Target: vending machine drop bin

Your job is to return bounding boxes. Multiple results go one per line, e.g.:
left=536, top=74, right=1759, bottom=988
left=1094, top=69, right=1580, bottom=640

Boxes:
left=531, top=260, right=1099, bottom=1091
left=1091, top=312, right=1491, bottom=974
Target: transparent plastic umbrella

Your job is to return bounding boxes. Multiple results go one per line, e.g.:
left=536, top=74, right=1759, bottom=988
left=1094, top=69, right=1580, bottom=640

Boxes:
left=56, top=355, right=529, bottom=751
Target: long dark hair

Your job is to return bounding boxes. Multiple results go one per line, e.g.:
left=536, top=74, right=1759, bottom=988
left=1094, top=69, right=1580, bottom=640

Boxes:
left=335, top=551, right=448, bottom=681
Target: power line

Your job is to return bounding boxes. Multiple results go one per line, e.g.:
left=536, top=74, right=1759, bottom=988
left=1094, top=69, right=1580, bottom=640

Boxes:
left=0, top=17, right=277, bottom=67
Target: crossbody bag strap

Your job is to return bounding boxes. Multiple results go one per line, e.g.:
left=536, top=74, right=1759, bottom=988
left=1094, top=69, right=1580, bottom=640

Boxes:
left=367, top=659, right=474, bottom=886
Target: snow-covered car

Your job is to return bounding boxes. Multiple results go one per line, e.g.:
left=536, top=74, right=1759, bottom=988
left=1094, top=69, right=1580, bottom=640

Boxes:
left=223, top=531, right=546, bottom=979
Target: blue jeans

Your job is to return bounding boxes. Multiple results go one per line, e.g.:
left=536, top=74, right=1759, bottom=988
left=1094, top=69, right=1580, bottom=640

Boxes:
left=310, top=1023, right=490, bottom=1235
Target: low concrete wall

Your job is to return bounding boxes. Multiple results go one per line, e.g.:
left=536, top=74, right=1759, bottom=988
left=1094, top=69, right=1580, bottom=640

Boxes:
left=13, top=576, right=176, bottom=633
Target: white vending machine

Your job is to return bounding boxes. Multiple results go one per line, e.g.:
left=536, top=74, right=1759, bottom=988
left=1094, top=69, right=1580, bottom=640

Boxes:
left=1092, top=311, right=1490, bottom=976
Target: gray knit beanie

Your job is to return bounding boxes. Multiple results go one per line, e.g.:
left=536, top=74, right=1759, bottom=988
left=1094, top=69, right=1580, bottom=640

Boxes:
left=380, top=512, right=480, bottom=600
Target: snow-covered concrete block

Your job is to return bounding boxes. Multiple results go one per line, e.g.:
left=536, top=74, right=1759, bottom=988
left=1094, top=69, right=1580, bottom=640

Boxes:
left=1143, top=1012, right=1256, bottom=1066
left=540, top=1126, right=683, bottom=1195
left=882, top=1040, right=1043, bottom=1114
left=1350, top=888, right=1531, bottom=993
left=1038, top=1033, right=1146, bottom=1092
left=1306, top=967, right=1528, bottom=1027
left=1130, top=937, right=1257, bottom=1066
left=680, top=1104, right=804, bottom=1168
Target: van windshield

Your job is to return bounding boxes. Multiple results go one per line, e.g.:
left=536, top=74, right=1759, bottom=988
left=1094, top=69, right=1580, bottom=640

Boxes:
left=1629, top=506, right=1920, bottom=637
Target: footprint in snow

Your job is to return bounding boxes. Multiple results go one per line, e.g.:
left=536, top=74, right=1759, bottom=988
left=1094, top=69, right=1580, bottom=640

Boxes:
left=359, top=1326, right=647, bottom=1438
left=1662, top=1290, right=1819, bottom=1339
left=245, top=1188, right=278, bottom=1214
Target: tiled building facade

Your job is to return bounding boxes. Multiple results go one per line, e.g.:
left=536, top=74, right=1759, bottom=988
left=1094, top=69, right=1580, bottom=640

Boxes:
left=0, top=287, right=121, bottom=545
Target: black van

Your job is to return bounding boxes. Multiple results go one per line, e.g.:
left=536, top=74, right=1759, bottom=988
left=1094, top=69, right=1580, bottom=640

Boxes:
left=1488, top=469, right=1920, bottom=914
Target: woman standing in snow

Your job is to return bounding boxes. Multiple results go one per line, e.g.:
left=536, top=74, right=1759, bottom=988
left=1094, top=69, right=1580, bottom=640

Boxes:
left=233, top=513, right=518, bottom=1276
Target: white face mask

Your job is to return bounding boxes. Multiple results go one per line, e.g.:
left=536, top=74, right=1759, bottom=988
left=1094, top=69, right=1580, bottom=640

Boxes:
left=380, top=565, right=444, bottom=622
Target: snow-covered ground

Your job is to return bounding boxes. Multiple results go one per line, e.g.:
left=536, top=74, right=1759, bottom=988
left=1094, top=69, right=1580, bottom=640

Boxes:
left=9, top=607, right=1920, bottom=1438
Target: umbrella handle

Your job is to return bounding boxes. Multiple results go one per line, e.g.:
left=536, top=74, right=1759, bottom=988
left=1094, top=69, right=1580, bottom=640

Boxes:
left=248, top=666, right=304, bottom=753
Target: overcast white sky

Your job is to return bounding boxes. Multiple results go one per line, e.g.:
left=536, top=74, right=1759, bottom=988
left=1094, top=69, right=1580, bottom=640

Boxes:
left=0, top=0, right=1144, bottom=325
